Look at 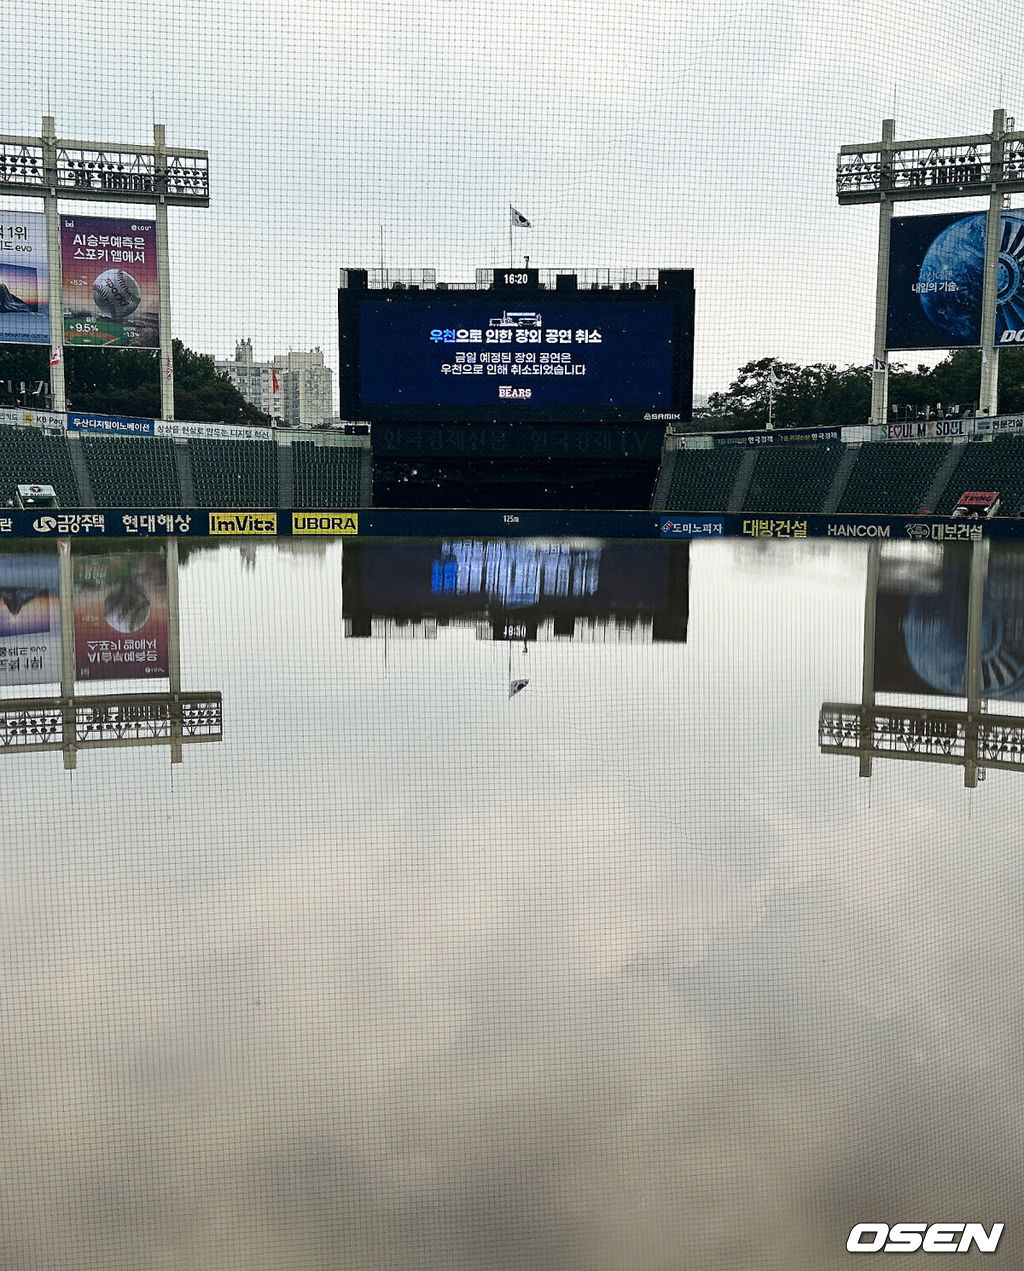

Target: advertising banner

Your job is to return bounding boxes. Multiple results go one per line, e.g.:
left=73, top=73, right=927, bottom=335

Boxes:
left=67, top=411, right=154, bottom=437
left=154, top=420, right=273, bottom=442
left=4, top=507, right=1024, bottom=542
left=712, top=426, right=841, bottom=448
left=72, top=550, right=169, bottom=679
left=887, top=210, right=1024, bottom=349
left=873, top=543, right=1024, bottom=700
left=63, top=413, right=273, bottom=440
left=60, top=215, right=159, bottom=348
left=880, top=417, right=971, bottom=441
left=975, top=413, right=1024, bottom=436
left=0, top=211, right=49, bottom=345
left=0, top=407, right=65, bottom=430
left=0, top=554, right=60, bottom=685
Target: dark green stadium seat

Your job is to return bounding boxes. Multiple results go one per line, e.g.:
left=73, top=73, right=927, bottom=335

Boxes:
left=0, top=429, right=80, bottom=506
left=836, top=441, right=949, bottom=515
left=933, top=434, right=1024, bottom=515
left=742, top=443, right=844, bottom=514
left=660, top=448, right=744, bottom=511
left=81, top=436, right=182, bottom=506
left=293, top=440, right=364, bottom=507
left=187, top=438, right=278, bottom=508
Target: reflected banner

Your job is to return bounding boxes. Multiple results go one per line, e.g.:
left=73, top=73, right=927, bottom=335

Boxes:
left=887, top=210, right=1024, bottom=349
left=874, top=543, right=1024, bottom=700
left=61, top=215, right=159, bottom=348
left=72, top=550, right=169, bottom=679
left=0, top=211, right=49, bottom=345
left=0, top=554, right=60, bottom=684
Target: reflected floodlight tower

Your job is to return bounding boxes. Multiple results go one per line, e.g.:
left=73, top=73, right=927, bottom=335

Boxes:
left=0, top=539, right=221, bottom=769
left=837, top=109, right=1024, bottom=423
left=819, top=540, right=1024, bottom=788
left=0, top=116, right=210, bottom=420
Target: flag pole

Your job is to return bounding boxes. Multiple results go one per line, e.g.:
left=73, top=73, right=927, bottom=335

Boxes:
left=508, top=205, right=513, bottom=268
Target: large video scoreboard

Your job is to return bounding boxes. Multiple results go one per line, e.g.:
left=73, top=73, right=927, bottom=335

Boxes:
left=338, top=268, right=694, bottom=424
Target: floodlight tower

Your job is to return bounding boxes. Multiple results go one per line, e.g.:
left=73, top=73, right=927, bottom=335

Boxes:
left=837, top=109, right=1024, bottom=424
left=819, top=540, right=1024, bottom=788
left=0, top=116, right=209, bottom=419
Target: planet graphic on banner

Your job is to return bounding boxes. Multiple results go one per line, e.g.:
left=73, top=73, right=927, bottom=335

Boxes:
left=917, top=214, right=985, bottom=341
left=903, top=550, right=1024, bottom=700
left=93, top=269, right=142, bottom=321
left=918, top=211, right=1024, bottom=341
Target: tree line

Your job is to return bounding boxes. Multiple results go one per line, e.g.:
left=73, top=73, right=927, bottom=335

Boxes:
left=4, top=340, right=1024, bottom=433
left=698, top=348, right=1024, bottom=431
left=0, top=340, right=272, bottom=425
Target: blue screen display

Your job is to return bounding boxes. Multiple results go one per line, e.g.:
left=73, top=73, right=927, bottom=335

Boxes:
left=358, top=300, right=675, bottom=409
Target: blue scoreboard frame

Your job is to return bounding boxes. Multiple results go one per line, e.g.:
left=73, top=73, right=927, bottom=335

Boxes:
left=337, top=269, right=694, bottom=424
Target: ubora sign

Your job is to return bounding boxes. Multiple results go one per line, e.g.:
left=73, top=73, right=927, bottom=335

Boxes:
left=291, top=512, right=359, bottom=535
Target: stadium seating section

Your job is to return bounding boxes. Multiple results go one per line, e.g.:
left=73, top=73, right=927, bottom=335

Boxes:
left=292, top=440, right=364, bottom=507
left=0, top=429, right=80, bottom=507
left=933, top=434, right=1024, bottom=516
left=742, top=442, right=845, bottom=514
left=4, top=424, right=1024, bottom=517
left=663, top=448, right=744, bottom=511
left=834, top=441, right=950, bottom=515
left=82, top=436, right=182, bottom=506
left=186, top=438, right=279, bottom=508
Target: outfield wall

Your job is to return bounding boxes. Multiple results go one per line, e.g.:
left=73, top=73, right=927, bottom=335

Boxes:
left=0, top=508, right=1017, bottom=542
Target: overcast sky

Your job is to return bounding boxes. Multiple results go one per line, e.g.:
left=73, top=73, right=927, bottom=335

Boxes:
left=5, top=0, right=1021, bottom=396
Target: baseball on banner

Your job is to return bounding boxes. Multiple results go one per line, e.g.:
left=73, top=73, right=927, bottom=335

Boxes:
left=93, top=269, right=142, bottom=320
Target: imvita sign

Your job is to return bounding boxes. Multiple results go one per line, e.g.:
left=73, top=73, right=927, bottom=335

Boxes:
left=847, top=1222, right=1003, bottom=1253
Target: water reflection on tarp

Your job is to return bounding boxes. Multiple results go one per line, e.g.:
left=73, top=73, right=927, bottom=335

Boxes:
left=0, top=540, right=221, bottom=766
left=342, top=538, right=689, bottom=642
left=822, top=540, right=1024, bottom=784
left=876, top=540, right=1024, bottom=698
left=0, top=551, right=59, bottom=685
left=0, top=537, right=1021, bottom=1270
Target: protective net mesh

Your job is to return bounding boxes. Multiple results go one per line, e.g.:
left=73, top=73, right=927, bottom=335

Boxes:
left=2, top=2, right=1023, bottom=1268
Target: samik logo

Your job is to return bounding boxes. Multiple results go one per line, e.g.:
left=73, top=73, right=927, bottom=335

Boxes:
left=906, top=522, right=933, bottom=541
left=208, top=511, right=277, bottom=535
left=847, top=1222, right=1004, bottom=1253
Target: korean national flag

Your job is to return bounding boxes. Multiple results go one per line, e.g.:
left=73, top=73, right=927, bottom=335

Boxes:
left=510, top=206, right=532, bottom=228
